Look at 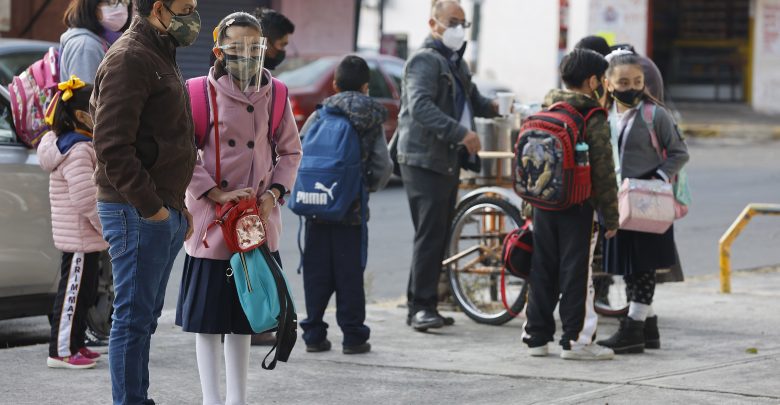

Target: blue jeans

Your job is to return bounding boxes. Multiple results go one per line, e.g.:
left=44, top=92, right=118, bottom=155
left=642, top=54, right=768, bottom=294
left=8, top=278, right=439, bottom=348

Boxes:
left=97, top=202, right=186, bottom=405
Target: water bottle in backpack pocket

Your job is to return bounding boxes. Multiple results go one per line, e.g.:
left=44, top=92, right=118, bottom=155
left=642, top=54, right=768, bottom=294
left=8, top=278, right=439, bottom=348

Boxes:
left=288, top=107, right=364, bottom=222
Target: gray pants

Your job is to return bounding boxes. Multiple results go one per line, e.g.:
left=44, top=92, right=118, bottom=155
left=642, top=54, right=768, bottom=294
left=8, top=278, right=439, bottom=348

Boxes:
left=400, top=164, right=460, bottom=316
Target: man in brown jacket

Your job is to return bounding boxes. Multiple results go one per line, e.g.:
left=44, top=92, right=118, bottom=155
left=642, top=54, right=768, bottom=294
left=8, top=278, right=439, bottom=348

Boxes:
left=91, top=1, right=199, bottom=403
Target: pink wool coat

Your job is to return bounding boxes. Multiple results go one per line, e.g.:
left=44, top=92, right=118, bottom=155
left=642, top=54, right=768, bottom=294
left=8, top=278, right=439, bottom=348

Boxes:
left=184, top=68, right=302, bottom=260
left=37, top=132, right=108, bottom=253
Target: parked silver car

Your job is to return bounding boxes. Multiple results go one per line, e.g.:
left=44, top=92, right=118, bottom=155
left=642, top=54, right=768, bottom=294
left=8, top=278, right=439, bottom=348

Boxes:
left=0, top=44, right=113, bottom=338
left=0, top=85, right=60, bottom=320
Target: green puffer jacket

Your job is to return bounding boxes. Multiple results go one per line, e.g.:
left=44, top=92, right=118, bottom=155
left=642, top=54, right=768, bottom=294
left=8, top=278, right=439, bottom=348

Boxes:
left=543, top=89, right=619, bottom=230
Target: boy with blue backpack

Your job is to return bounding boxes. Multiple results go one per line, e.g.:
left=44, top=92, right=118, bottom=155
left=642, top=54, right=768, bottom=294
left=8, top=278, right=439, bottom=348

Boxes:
left=290, top=55, right=393, bottom=355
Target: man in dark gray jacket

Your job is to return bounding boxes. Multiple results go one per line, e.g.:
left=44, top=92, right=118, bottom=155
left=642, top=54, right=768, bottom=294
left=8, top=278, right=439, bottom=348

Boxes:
left=396, top=0, right=498, bottom=331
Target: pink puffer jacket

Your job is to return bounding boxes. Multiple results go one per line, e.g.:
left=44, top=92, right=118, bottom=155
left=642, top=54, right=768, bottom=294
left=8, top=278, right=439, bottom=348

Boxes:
left=38, top=131, right=108, bottom=253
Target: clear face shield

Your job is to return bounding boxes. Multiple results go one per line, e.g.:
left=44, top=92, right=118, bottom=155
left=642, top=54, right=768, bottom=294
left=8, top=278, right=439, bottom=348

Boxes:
left=218, top=37, right=267, bottom=93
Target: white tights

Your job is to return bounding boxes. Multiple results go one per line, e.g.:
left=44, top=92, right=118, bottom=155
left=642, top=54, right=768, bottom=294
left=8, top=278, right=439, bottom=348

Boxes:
left=195, top=333, right=251, bottom=405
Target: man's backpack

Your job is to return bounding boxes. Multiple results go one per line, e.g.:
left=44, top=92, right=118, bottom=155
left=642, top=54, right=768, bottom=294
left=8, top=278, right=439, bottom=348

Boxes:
left=288, top=107, right=366, bottom=222
left=186, top=75, right=288, bottom=161
left=9, top=47, right=60, bottom=148
left=513, top=102, right=604, bottom=210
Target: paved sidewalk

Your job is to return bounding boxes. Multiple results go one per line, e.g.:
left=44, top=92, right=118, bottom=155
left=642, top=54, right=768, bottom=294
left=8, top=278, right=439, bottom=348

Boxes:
left=1, top=270, right=778, bottom=404
left=676, top=101, right=780, bottom=140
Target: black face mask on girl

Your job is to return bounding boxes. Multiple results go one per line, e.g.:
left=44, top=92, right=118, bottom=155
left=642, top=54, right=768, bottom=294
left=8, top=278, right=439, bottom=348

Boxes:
left=593, top=83, right=605, bottom=100
left=612, top=88, right=644, bottom=107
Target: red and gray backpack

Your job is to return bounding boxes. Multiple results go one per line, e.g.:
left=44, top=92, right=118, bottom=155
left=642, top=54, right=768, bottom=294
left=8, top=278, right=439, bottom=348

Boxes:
left=186, top=75, right=288, bottom=161
left=8, top=47, right=60, bottom=149
left=513, top=102, right=605, bottom=210
left=502, top=221, right=533, bottom=280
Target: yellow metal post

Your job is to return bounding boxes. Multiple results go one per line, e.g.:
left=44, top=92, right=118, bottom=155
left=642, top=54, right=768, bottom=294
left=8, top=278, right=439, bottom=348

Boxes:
left=718, top=204, right=780, bottom=293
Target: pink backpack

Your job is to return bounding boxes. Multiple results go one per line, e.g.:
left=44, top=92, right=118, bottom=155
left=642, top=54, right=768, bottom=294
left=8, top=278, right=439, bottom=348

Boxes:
left=9, top=47, right=60, bottom=149
left=186, top=76, right=288, bottom=162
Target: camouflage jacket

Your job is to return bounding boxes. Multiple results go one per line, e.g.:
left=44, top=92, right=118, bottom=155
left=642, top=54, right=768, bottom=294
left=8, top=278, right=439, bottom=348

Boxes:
left=543, top=89, right=619, bottom=229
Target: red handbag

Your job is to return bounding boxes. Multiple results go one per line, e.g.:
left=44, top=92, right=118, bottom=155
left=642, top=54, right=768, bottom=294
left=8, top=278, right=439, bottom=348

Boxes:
left=201, top=81, right=267, bottom=253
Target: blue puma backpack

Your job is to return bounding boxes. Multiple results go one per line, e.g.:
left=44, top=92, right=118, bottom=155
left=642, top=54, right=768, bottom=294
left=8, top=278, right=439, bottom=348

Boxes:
left=288, top=106, right=364, bottom=222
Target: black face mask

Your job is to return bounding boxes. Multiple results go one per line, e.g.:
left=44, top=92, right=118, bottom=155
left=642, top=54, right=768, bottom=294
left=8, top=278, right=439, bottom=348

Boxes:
left=593, top=83, right=604, bottom=100
left=612, top=88, right=644, bottom=107
left=264, top=50, right=286, bottom=70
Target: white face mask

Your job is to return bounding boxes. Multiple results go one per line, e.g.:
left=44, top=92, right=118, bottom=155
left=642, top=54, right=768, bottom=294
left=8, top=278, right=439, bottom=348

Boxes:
left=440, top=23, right=466, bottom=51
left=99, top=4, right=129, bottom=33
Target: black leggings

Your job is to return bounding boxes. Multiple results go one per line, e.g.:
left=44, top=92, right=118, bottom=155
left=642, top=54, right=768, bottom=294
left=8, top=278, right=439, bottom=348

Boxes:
left=624, top=272, right=656, bottom=305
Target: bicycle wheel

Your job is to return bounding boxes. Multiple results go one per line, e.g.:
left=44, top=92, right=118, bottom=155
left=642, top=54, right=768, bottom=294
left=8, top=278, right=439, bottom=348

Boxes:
left=446, top=196, right=528, bottom=325
left=592, top=273, right=628, bottom=317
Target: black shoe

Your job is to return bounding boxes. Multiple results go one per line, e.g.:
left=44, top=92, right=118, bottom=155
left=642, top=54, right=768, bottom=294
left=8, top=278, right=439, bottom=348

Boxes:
left=436, top=311, right=455, bottom=326
left=84, top=331, right=109, bottom=354
left=406, top=311, right=454, bottom=326
left=306, top=339, right=332, bottom=353
left=597, top=318, right=645, bottom=354
left=644, top=316, right=660, bottom=349
left=142, top=400, right=155, bottom=405
left=410, top=309, right=445, bottom=331
left=343, top=342, right=371, bottom=355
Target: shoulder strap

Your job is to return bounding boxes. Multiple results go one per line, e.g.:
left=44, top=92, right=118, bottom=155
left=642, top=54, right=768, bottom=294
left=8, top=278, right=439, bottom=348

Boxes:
left=581, top=106, right=608, bottom=142
left=547, top=101, right=584, bottom=119
left=186, top=76, right=211, bottom=149
left=268, top=77, right=288, bottom=163
left=208, top=82, right=221, bottom=185
left=641, top=101, right=663, bottom=158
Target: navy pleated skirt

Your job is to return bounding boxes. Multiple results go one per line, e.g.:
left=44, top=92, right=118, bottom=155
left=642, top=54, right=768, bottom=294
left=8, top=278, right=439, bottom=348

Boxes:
left=175, top=254, right=254, bottom=334
left=602, top=225, right=677, bottom=276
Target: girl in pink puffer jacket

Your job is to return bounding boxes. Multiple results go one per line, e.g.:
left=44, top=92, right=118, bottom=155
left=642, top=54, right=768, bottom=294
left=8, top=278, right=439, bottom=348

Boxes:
left=38, top=76, right=107, bottom=370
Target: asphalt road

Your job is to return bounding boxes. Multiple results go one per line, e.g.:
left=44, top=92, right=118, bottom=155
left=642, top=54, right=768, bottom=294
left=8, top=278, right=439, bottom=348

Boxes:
left=3, top=137, right=779, bottom=347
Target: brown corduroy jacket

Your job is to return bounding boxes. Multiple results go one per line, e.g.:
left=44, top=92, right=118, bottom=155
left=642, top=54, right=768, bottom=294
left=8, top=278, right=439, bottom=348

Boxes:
left=91, top=16, right=196, bottom=217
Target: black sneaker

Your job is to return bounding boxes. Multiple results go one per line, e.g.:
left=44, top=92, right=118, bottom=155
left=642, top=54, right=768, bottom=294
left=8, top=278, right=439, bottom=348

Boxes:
left=85, top=331, right=109, bottom=354
left=343, top=342, right=371, bottom=355
left=306, top=339, right=332, bottom=353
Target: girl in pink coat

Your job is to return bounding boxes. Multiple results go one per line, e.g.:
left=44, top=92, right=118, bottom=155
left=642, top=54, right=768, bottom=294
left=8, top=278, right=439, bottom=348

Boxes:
left=38, top=76, right=108, bottom=369
left=175, top=12, right=301, bottom=405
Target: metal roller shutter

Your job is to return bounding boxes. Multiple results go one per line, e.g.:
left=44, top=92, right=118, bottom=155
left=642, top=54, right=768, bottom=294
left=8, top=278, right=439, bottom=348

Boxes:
left=177, top=0, right=270, bottom=79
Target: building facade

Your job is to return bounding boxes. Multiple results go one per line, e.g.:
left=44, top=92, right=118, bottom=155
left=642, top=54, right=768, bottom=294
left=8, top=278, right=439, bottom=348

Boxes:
left=0, top=0, right=359, bottom=79
left=360, top=0, right=780, bottom=113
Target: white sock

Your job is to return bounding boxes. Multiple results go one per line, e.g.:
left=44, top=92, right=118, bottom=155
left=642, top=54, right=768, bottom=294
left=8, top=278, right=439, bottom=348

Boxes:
left=628, top=302, right=651, bottom=321
left=224, top=334, right=251, bottom=405
left=195, top=333, right=222, bottom=405
left=647, top=305, right=655, bottom=318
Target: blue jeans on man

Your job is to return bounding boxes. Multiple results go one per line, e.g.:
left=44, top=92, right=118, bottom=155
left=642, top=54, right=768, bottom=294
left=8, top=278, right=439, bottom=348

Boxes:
left=97, top=202, right=186, bottom=405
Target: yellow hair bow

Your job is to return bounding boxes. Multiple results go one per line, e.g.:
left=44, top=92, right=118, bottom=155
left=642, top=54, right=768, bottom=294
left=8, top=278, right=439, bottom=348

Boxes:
left=44, top=75, right=86, bottom=126
left=58, top=75, right=86, bottom=102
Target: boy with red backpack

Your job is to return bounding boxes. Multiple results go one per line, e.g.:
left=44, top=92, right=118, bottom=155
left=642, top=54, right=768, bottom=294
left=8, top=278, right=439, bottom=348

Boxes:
left=516, top=49, right=619, bottom=360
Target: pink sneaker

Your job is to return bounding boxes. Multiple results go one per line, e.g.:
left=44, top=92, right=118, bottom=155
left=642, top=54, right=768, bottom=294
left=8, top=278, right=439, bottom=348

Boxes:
left=78, top=347, right=101, bottom=360
left=47, top=353, right=96, bottom=369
